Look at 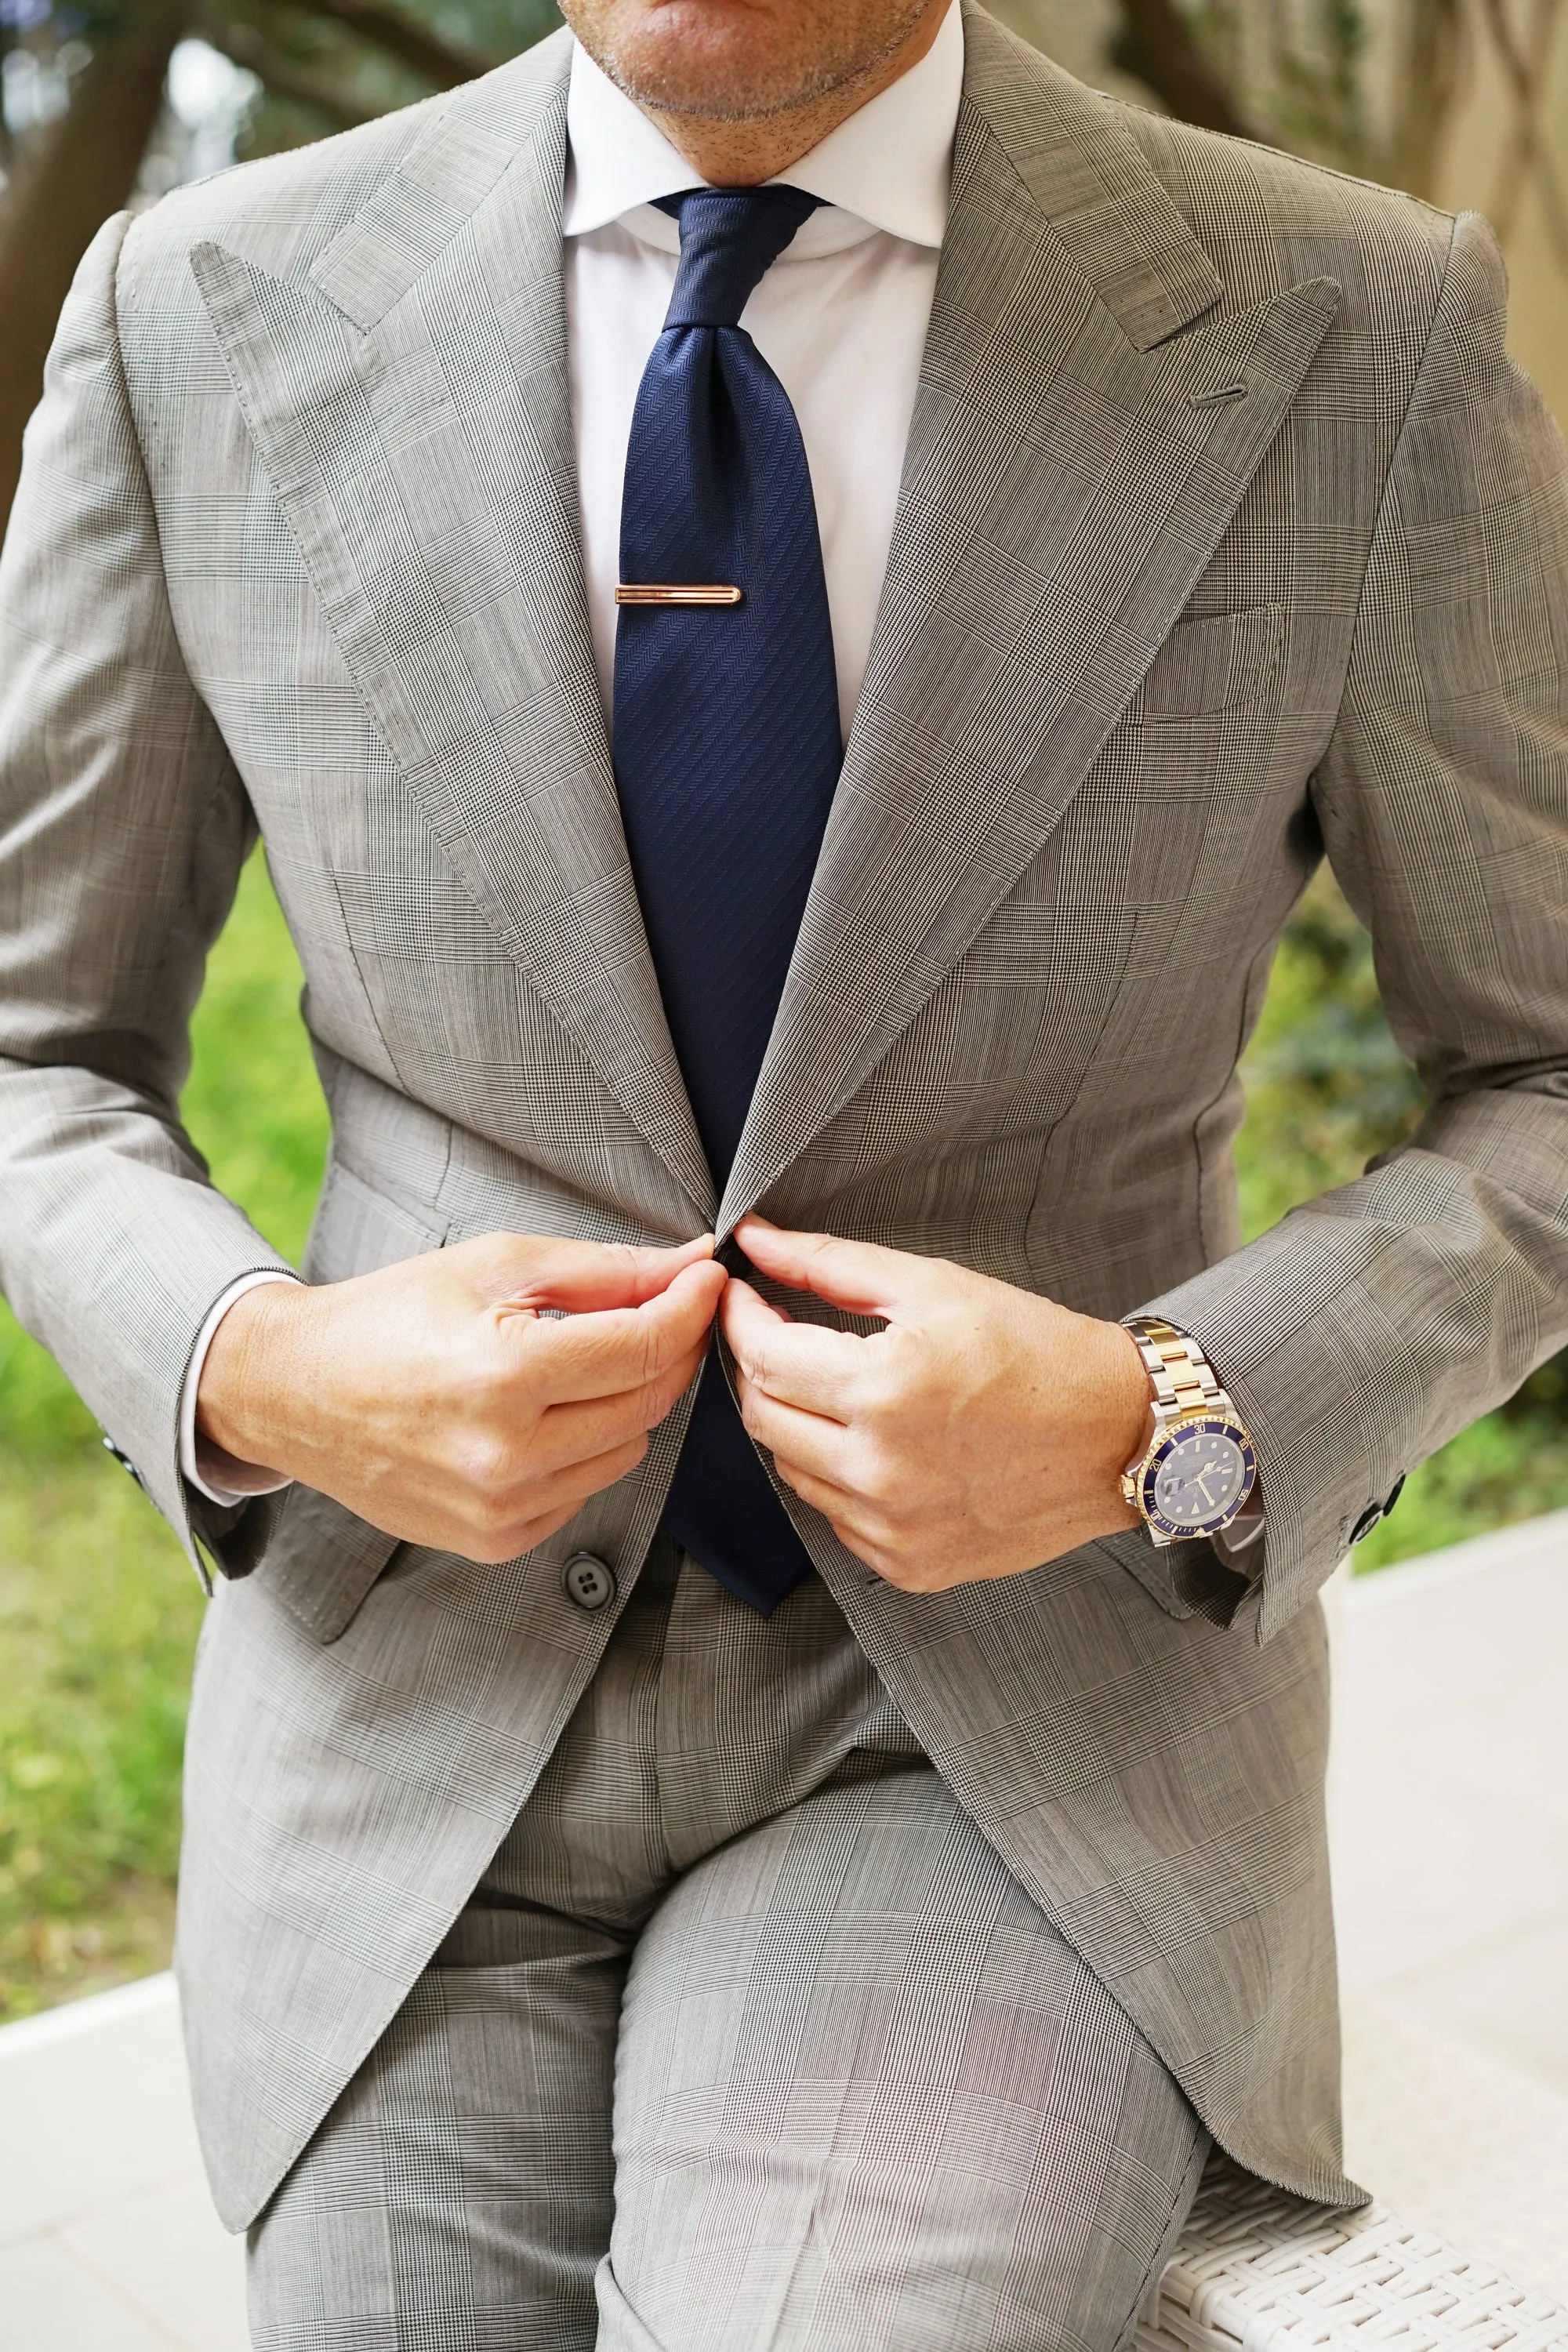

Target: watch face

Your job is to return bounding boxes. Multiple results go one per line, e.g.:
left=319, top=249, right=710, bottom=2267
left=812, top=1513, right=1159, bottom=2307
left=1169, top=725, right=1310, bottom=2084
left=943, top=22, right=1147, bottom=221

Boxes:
left=1144, top=1417, right=1256, bottom=1537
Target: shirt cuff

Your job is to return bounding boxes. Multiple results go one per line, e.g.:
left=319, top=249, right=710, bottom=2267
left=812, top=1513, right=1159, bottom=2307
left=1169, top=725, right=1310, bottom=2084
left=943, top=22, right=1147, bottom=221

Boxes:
left=179, top=1271, right=302, bottom=1508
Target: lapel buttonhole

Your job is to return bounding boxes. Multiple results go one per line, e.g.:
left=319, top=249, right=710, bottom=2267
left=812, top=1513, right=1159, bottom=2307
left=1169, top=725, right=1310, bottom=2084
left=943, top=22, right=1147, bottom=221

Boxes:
left=1192, top=380, right=1250, bottom=408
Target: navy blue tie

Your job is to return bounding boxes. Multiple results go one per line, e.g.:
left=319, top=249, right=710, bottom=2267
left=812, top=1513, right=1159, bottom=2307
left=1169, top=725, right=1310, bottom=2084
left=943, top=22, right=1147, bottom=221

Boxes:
left=613, top=187, right=841, bottom=1615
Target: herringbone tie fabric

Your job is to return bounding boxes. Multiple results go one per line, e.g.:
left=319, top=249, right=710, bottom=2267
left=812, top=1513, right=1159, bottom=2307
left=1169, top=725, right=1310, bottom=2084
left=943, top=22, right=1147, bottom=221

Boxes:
left=613, top=187, right=841, bottom=1614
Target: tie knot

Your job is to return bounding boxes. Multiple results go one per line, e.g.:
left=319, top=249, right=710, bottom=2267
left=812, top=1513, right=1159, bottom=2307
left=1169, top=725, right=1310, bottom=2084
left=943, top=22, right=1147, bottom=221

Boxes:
left=657, top=186, right=822, bottom=330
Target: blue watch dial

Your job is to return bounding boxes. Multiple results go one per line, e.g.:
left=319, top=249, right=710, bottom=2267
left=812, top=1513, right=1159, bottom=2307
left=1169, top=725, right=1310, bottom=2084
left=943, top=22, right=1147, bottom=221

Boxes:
left=1142, top=1416, right=1256, bottom=1538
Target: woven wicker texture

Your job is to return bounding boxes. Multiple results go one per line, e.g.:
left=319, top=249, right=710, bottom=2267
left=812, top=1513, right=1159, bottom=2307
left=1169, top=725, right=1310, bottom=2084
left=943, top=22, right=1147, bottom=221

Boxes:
left=1142, top=2159, right=1568, bottom=2352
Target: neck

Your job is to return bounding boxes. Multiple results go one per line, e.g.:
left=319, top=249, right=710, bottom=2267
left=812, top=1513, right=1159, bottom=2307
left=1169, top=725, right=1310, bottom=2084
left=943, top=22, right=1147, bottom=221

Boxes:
left=637, top=1, right=949, bottom=188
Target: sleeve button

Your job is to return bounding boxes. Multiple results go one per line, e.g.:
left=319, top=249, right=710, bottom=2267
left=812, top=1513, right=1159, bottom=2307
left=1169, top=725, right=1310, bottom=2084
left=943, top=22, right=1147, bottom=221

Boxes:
left=563, top=1552, right=617, bottom=1612
left=103, top=1436, right=141, bottom=1486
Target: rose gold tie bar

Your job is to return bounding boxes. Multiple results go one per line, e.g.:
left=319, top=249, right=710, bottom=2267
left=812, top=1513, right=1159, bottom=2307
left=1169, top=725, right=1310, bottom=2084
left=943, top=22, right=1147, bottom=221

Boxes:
left=615, top=584, right=744, bottom=607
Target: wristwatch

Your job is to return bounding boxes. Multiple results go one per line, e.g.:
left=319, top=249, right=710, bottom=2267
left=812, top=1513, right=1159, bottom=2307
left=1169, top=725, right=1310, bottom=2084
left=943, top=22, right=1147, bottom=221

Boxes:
left=1120, top=1316, right=1258, bottom=1547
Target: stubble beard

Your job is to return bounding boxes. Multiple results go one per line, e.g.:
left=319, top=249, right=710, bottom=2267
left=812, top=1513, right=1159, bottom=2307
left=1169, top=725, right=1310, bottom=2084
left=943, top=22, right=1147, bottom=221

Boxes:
left=564, top=0, right=938, bottom=123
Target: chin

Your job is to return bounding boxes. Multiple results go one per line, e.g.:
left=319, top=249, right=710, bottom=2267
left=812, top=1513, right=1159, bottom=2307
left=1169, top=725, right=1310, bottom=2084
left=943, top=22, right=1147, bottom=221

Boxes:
left=613, top=55, right=806, bottom=123
left=585, top=0, right=841, bottom=121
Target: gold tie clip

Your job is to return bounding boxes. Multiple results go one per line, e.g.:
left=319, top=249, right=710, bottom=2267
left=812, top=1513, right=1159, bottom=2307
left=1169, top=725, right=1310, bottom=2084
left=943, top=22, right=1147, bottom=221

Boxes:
left=615, top=584, right=744, bottom=608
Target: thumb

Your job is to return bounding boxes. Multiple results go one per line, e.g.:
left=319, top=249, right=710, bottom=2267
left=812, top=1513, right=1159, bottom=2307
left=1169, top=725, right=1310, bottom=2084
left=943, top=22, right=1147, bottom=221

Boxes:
left=734, top=1218, right=932, bottom=1323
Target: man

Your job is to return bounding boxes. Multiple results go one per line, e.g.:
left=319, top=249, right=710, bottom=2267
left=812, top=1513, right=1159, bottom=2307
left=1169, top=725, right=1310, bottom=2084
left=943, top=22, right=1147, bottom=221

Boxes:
left=2, top=0, right=1566, bottom=2340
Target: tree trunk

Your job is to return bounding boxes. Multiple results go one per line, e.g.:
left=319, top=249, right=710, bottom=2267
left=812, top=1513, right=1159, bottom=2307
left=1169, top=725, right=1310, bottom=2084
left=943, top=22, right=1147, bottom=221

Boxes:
left=1385, top=0, right=1466, bottom=201
left=0, top=0, right=187, bottom=534
left=1111, top=0, right=1255, bottom=138
left=308, top=0, right=490, bottom=89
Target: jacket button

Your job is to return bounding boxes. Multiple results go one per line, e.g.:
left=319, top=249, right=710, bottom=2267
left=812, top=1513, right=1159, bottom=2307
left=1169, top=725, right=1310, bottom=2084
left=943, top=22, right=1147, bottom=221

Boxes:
left=563, top=1552, right=617, bottom=1612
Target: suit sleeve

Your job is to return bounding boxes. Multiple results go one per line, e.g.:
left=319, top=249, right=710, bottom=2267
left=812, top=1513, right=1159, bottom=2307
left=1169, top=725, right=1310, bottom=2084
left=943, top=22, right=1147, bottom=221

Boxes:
left=1143, top=210, right=1568, bottom=1642
left=0, top=213, right=296, bottom=1581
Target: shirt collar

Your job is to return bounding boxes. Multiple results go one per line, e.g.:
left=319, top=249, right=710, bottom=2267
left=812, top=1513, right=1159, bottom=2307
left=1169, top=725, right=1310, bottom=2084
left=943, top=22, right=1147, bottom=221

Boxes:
left=562, top=0, right=962, bottom=251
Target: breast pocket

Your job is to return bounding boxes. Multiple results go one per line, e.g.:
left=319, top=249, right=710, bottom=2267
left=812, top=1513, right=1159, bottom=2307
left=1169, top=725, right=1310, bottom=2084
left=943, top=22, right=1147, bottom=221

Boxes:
left=1130, top=604, right=1287, bottom=720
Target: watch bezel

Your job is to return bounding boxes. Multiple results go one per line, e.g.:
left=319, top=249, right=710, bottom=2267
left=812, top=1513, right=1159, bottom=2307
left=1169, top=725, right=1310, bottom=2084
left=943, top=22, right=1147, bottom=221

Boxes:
left=1134, top=1411, right=1258, bottom=1541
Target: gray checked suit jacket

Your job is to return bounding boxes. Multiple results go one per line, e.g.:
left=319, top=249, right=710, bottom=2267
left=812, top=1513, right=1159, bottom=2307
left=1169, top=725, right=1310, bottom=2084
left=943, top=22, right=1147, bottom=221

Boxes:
left=3, top=0, right=1568, bottom=2234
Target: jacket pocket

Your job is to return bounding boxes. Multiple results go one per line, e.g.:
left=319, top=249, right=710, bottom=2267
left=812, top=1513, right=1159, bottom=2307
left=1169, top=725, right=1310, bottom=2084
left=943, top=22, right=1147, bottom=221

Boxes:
left=1131, top=604, right=1287, bottom=720
left=1090, top=1524, right=1257, bottom=1631
left=260, top=1481, right=405, bottom=1645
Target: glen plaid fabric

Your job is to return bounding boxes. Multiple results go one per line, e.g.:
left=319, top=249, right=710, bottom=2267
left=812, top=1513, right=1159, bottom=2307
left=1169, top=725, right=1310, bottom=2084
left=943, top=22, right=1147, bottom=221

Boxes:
left=246, top=1541, right=1210, bottom=2352
left=615, top=186, right=840, bottom=1613
left=4, top=0, right=1568, bottom=2235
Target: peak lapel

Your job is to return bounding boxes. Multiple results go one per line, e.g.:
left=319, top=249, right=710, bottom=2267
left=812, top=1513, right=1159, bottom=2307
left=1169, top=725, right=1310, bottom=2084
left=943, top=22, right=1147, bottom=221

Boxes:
left=720, top=9, right=1340, bottom=1232
left=192, top=34, right=714, bottom=1219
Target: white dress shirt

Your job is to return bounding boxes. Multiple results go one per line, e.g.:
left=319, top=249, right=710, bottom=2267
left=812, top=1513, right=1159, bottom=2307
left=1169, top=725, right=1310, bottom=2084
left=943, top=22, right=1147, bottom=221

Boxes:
left=180, top=6, right=965, bottom=1504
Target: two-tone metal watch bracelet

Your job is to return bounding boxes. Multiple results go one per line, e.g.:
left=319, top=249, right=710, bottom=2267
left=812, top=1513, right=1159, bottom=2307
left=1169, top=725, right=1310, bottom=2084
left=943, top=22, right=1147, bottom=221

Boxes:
left=1122, top=1316, right=1228, bottom=1419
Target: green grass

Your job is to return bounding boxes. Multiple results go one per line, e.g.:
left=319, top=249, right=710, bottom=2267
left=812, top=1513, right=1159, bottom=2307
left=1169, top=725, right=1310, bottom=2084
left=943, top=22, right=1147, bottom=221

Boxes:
left=0, top=1466, right=198, bottom=2010
left=0, top=847, right=327, bottom=2017
left=2, top=851, right=1566, bottom=2019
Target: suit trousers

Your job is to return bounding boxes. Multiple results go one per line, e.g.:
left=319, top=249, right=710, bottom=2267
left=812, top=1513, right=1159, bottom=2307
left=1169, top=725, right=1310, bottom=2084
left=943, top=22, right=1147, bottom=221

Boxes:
left=245, top=1538, right=1210, bottom=2352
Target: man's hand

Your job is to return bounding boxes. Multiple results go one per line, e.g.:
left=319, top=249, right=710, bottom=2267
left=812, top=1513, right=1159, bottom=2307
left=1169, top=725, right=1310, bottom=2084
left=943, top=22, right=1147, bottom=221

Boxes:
left=722, top=1218, right=1150, bottom=1592
left=197, top=1232, right=726, bottom=1563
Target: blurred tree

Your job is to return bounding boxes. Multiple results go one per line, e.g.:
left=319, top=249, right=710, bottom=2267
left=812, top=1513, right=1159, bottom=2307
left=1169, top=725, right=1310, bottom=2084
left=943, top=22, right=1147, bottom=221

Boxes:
left=1110, top=0, right=1252, bottom=131
left=1, top=1, right=187, bottom=524
left=0, top=0, right=559, bottom=524
left=1120, top=0, right=1567, bottom=227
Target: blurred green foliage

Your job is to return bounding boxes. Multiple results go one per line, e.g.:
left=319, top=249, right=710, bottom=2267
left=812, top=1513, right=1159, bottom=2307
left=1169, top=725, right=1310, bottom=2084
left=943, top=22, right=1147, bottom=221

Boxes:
left=1233, top=867, right=1568, bottom=1568
left=1232, top=866, right=1425, bottom=1236
left=5, top=848, right=1568, bottom=2015
left=0, top=1464, right=197, bottom=2013
left=0, top=848, right=326, bottom=2016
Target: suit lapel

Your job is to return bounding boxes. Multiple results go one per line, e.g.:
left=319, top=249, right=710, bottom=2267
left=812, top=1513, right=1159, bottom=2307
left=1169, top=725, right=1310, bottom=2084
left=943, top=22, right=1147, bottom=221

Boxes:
left=721, top=6, right=1341, bottom=1231
left=192, top=32, right=714, bottom=1219
left=193, top=9, right=1338, bottom=1236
